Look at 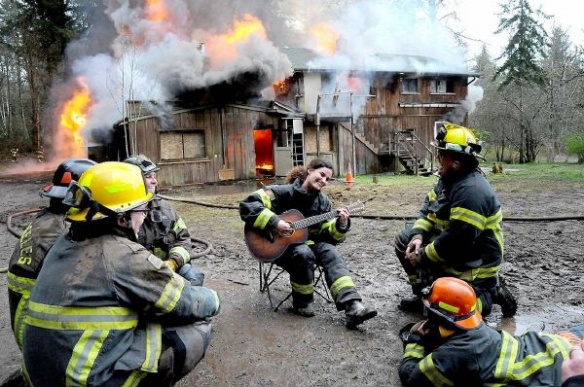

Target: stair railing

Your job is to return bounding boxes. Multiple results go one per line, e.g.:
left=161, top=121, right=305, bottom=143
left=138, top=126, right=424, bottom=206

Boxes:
left=393, top=130, right=434, bottom=174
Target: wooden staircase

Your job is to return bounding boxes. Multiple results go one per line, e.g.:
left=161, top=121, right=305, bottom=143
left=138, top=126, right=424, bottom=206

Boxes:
left=393, top=129, right=434, bottom=175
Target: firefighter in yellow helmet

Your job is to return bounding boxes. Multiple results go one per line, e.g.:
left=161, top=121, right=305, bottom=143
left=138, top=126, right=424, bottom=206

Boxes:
left=399, top=277, right=583, bottom=387
left=7, top=158, right=96, bottom=350
left=124, top=154, right=204, bottom=285
left=394, top=122, right=516, bottom=318
left=21, top=162, right=220, bottom=387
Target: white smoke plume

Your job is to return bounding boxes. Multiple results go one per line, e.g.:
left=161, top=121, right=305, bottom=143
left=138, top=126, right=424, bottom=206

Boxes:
left=45, top=0, right=470, bottom=160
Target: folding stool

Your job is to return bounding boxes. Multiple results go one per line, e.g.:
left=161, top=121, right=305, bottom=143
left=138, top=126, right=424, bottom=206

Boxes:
left=258, top=260, right=332, bottom=311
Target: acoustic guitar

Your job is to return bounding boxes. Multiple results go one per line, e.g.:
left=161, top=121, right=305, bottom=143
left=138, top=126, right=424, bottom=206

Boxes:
left=244, top=201, right=365, bottom=262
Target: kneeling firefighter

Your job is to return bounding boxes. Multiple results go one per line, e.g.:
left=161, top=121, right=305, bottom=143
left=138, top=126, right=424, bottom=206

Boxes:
left=21, top=162, right=220, bottom=387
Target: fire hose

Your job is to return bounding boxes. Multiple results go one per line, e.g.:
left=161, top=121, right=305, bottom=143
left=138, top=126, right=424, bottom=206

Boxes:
left=3, top=198, right=583, bottom=274
left=1, top=208, right=213, bottom=274
left=158, top=194, right=584, bottom=222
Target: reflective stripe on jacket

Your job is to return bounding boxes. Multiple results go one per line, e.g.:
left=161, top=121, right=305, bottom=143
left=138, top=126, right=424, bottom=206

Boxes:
left=7, top=209, right=65, bottom=349
left=399, top=323, right=572, bottom=386
left=411, top=170, right=504, bottom=278
left=22, top=229, right=218, bottom=387
left=138, top=196, right=192, bottom=264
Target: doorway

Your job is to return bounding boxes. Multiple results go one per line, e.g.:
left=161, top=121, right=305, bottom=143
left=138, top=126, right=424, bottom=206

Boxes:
left=254, top=128, right=274, bottom=177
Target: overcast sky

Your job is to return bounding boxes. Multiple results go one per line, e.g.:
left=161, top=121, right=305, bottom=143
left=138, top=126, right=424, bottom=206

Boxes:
left=453, top=0, right=583, bottom=60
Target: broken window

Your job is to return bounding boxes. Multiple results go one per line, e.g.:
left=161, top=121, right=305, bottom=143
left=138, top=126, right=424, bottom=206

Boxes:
left=160, top=130, right=206, bottom=160
left=401, top=78, right=418, bottom=93
left=430, top=78, right=454, bottom=93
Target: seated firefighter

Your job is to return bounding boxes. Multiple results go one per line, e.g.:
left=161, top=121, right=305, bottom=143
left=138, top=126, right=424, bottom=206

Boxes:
left=394, top=122, right=516, bottom=317
left=239, top=157, right=377, bottom=328
left=398, top=277, right=583, bottom=387
left=21, top=162, right=220, bottom=387
left=124, top=154, right=204, bottom=285
left=7, top=157, right=96, bottom=350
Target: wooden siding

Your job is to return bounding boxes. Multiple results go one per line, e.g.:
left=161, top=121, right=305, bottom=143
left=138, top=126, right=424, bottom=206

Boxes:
left=126, top=104, right=280, bottom=187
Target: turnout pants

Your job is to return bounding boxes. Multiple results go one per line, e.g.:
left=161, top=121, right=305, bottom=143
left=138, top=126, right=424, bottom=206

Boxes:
left=106, top=322, right=212, bottom=387
left=394, top=222, right=497, bottom=316
left=275, top=242, right=360, bottom=311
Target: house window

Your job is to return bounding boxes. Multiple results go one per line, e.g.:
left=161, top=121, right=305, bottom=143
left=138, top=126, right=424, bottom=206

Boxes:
left=401, top=78, right=418, bottom=93
left=160, top=130, right=206, bottom=160
left=430, top=78, right=454, bottom=93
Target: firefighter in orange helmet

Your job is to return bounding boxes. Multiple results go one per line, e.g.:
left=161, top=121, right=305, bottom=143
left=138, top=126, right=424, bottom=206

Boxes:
left=399, top=277, right=582, bottom=387
left=394, top=122, right=516, bottom=318
left=21, top=162, right=220, bottom=387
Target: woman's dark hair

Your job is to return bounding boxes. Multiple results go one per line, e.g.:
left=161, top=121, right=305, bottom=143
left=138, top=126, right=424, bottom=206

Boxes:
left=285, top=166, right=308, bottom=184
left=307, top=158, right=334, bottom=173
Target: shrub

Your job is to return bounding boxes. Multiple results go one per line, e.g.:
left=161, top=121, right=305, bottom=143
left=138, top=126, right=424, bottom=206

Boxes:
left=565, top=134, right=584, bottom=163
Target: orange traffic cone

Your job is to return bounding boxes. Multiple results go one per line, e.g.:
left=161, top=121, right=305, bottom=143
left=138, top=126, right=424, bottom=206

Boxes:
left=345, top=165, right=353, bottom=185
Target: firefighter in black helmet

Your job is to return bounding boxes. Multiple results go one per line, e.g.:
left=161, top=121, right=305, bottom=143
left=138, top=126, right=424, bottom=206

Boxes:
left=124, top=155, right=204, bottom=283
left=7, top=157, right=96, bottom=349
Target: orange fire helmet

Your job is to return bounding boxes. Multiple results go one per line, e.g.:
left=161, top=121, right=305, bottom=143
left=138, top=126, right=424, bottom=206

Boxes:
left=422, top=277, right=483, bottom=330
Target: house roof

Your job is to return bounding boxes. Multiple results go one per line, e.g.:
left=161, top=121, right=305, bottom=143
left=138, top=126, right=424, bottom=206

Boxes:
left=281, top=47, right=478, bottom=77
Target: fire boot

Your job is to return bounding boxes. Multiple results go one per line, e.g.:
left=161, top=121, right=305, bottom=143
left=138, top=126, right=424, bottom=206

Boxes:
left=345, top=301, right=377, bottom=328
left=492, top=278, right=518, bottom=317
left=293, top=302, right=315, bottom=318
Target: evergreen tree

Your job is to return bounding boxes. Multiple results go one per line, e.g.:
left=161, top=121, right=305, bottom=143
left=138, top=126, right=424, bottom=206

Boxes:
left=494, top=0, right=549, bottom=88
left=0, top=0, right=90, bottom=152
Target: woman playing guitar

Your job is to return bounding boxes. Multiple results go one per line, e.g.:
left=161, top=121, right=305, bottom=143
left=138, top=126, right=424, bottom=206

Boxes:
left=239, top=158, right=377, bottom=329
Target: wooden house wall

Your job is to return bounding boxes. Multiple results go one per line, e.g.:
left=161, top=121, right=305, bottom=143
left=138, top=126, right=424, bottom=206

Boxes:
left=358, top=75, right=469, bottom=155
left=338, top=123, right=384, bottom=175
left=128, top=105, right=279, bottom=187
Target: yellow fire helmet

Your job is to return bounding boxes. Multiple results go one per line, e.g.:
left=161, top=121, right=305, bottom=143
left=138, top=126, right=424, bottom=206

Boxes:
left=432, top=122, right=482, bottom=157
left=64, top=161, right=153, bottom=222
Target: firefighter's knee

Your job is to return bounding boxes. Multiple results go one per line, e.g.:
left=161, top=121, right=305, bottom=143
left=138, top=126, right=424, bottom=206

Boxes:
left=291, top=244, right=316, bottom=268
left=162, top=322, right=212, bottom=380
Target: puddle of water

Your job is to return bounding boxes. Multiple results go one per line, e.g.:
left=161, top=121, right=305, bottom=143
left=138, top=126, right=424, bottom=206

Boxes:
left=488, top=304, right=584, bottom=336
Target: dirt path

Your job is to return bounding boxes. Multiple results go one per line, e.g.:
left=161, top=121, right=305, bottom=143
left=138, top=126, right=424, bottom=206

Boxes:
left=1, top=172, right=583, bottom=386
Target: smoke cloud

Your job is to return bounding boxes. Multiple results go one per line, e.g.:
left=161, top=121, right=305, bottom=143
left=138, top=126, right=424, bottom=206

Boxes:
left=47, top=0, right=471, bottom=159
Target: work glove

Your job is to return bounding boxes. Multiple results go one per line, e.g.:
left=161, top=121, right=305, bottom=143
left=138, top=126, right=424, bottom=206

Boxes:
left=399, top=320, right=427, bottom=348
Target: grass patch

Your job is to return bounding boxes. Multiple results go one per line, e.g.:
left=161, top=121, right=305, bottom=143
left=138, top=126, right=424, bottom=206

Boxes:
left=488, top=162, right=584, bottom=181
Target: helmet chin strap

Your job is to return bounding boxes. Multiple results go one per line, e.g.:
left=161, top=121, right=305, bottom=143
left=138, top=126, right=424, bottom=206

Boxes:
left=117, top=213, right=138, bottom=242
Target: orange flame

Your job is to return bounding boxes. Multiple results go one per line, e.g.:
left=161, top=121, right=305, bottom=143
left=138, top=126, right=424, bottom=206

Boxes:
left=59, top=78, right=91, bottom=157
left=223, top=14, right=266, bottom=43
left=206, top=14, right=267, bottom=67
left=146, top=0, right=170, bottom=23
left=310, top=23, right=338, bottom=56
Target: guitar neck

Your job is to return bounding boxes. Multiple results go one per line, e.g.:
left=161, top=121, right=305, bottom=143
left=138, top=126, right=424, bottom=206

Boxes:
left=291, top=210, right=338, bottom=230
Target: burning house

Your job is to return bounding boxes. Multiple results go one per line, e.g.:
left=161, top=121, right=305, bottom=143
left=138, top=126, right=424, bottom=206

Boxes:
left=33, top=1, right=480, bottom=187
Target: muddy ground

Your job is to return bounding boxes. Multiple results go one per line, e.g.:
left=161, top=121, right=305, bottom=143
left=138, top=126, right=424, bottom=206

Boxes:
left=1, top=169, right=583, bottom=386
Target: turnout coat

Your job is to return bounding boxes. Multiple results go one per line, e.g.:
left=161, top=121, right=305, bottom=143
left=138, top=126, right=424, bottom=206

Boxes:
left=22, top=226, right=218, bottom=387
